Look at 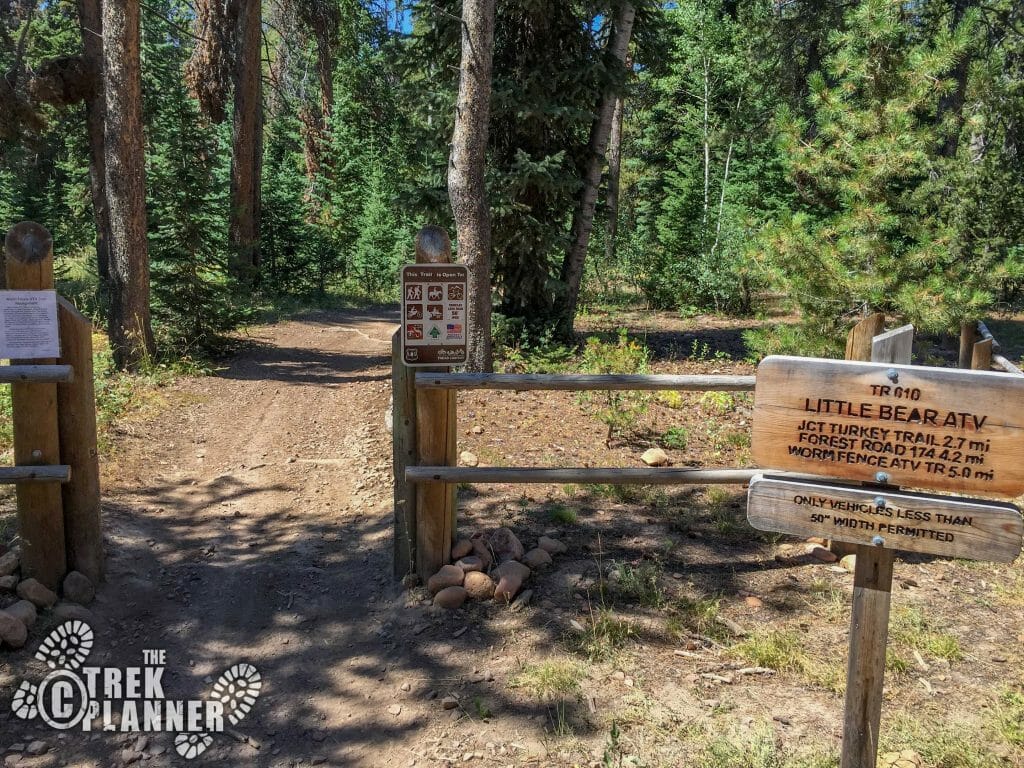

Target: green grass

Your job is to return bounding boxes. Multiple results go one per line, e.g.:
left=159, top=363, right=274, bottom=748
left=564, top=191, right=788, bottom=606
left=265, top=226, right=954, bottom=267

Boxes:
left=470, top=696, right=493, bottom=721
left=510, top=659, right=585, bottom=700
left=548, top=503, right=578, bottom=525
left=613, top=560, right=665, bottom=608
left=697, top=724, right=837, bottom=768
left=882, top=715, right=1006, bottom=768
left=889, top=606, right=963, bottom=662
left=0, top=383, right=11, bottom=461
left=730, top=629, right=807, bottom=672
left=661, top=425, right=689, bottom=449
left=699, top=391, right=736, bottom=416
left=996, top=688, right=1024, bottom=747
left=510, top=658, right=585, bottom=738
left=806, top=578, right=848, bottom=622
left=666, top=596, right=728, bottom=641
left=567, top=607, right=635, bottom=661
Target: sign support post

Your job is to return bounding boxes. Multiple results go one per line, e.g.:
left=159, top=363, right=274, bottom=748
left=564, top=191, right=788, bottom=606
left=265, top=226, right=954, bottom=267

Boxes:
left=4, top=222, right=67, bottom=590
left=407, top=226, right=459, bottom=581
left=840, top=325, right=911, bottom=768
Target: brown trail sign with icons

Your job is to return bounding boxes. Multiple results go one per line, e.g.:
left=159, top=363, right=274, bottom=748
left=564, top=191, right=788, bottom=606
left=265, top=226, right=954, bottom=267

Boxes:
left=401, top=264, right=469, bottom=367
left=751, top=356, right=1024, bottom=497
left=747, top=475, right=1023, bottom=562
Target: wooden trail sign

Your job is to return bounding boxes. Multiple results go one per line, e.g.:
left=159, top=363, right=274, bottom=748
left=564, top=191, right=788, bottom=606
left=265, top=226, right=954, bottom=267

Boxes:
left=401, top=264, right=469, bottom=367
left=747, top=475, right=1023, bottom=563
left=751, top=355, right=1024, bottom=497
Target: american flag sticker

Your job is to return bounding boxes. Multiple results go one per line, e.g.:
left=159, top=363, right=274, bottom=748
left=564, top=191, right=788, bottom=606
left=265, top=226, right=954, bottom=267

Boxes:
left=446, top=323, right=463, bottom=340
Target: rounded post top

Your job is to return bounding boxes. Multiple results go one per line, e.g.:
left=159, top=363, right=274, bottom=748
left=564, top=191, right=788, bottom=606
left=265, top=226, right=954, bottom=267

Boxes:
left=415, top=225, right=452, bottom=264
left=5, top=222, right=53, bottom=265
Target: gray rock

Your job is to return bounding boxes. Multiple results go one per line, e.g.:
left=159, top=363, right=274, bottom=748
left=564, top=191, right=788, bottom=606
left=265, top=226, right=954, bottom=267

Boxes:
left=459, top=451, right=479, bottom=467
left=26, top=741, right=48, bottom=756
left=441, top=696, right=459, bottom=710
left=0, top=575, right=16, bottom=592
left=454, top=556, right=483, bottom=573
left=6, top=600, right=36, bottom=628
left=537, top=536, right=568, bottom=555
left=521, top=548, right=553, bottom=569
left=451, top=539, right=474, bottom=560
left=433, top=586, right=467, bottom=610
left=427, top=564, right=464, bottom=594
left=0, top=551, right=18, bottom=577
left=16, top=578, right=57, bottom=608
left=488, top=527, right=524, bottom=563
left=0, top=609, right=27, bottom=648
left=62, top=571, right=95, bottom=605
left=51, top=601, right=96, bottom=623
left=470, top=536, right=493, bottom=569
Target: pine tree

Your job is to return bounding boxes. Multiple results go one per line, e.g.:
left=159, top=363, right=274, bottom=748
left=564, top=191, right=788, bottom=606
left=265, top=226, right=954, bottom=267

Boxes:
left=762, top=0, right=992, bottom=338
left=143, top=0, right=239, bottom=356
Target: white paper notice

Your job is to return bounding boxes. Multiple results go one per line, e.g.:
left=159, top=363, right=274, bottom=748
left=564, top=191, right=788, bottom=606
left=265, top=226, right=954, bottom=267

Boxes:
left=0, top=290, right=60, bottom=360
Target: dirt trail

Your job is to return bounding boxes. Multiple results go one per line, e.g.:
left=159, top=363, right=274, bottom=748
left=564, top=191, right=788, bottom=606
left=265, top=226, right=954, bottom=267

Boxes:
left=2, top=308, right=482, bottom=767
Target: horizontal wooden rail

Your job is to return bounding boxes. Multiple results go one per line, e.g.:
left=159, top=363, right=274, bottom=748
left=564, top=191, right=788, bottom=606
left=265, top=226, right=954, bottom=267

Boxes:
left=415, top=373, right=756, bottom=391
left=0, top=465, right=71, bottom=483
left=407, top=466, right=759, bottom=485
left=976, top=320, right=1024, bottom=375
left=0, top=365, right=74, bottom=383
left=992, top=354, right=1023, bottom=376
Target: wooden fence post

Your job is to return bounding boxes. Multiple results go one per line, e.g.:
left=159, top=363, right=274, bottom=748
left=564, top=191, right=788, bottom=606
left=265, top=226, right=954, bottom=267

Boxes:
left=959, top=321, right=978, bottom=369
left=844, top=312, right=885, bottom=363
left=57, top=297, right=103, bottom=583
left=971, top=336, right=993, bottom=371
left=4, top=222, right=67, bottom=590
left=392, top=329, right=417, bottom=577
left=413, top=226, right=458, bottom=581
left=840, top=323, right=912, bottom=768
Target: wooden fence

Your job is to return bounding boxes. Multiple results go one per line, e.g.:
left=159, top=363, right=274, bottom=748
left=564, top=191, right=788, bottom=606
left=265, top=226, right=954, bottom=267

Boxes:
left=3, top=222, right=102, bottom=590
left=393, top=305, right=1024, bottom=582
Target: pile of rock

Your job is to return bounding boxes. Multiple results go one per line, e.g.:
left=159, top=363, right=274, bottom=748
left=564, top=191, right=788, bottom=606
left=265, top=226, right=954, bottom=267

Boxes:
left=425, top=528, right=568, bottom=610
left=0, top=547, right=97, bottom=651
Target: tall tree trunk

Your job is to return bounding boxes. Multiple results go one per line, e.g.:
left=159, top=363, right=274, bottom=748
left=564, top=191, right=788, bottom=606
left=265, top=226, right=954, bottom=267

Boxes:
left=701, top=55, right=710, bottom=236
left=77, top=0, right=111, bottom=284
left=102, top=0, right=155, bottom=368
left=229, top=0, right=263, bottom=282
left=559, top=2, right=636, bottom=335
left=448, top=0, right=496, bottom=372
left=604, top=91, right=625, bottom=265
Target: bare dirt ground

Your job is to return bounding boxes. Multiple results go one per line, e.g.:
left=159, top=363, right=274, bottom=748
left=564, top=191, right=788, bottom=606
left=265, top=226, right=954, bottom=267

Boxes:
left=2, top=306, right=1024, bottom=768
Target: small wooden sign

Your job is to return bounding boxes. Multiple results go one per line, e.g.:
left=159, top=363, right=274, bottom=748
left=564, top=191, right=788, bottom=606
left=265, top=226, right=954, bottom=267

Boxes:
left=752, top=356, right=1024, bottom=497
left=747, top=475, right=1023, bottom=562
left=401, top=264, right=469, bottom=367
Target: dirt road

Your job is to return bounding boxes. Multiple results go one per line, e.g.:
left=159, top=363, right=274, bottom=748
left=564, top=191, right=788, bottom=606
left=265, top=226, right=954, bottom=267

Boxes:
left=2, top=308, right=510, bottom=767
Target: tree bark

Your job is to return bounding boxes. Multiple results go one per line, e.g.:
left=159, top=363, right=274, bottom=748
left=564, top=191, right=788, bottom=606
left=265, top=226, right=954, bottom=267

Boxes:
left=77, top=0, right=110, bottom=284
left=559, top=2, right=636, bottom=335
left=229, top=0, right=263, bottom=282
left=604, top=91, right=625, bottom=265
left=102, top=0, right=155, bottom=369
left=447, top=0, right=496, bottom=372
